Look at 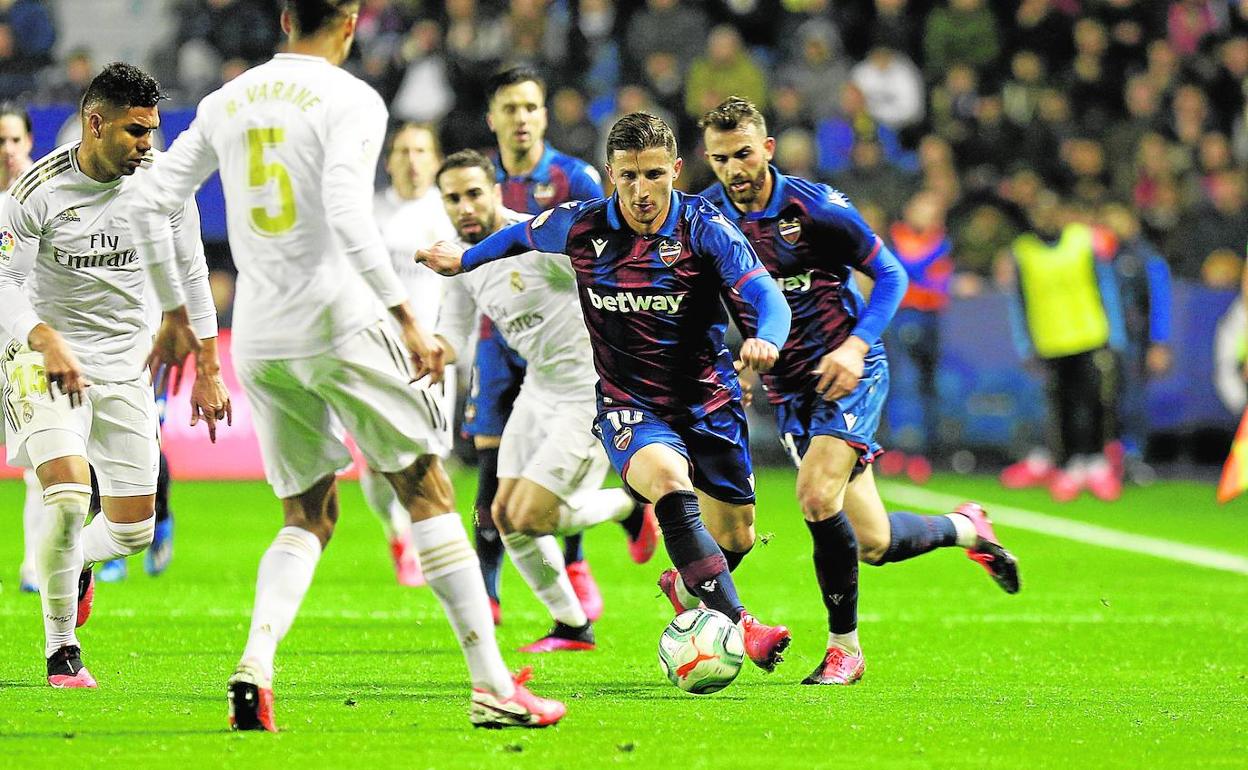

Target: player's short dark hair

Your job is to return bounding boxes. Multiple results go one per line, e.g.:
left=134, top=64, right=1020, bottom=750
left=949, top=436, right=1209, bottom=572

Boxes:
left=0, top=101, right=32, bottom=135
left=605, top=112, right=677, bottom=160
left=80, top=62, right=165, bottom=115
left=698, top=96, right=768, bottom=135
left=486, top=66, right=546, bottom=102
left=436, top=149, right=498, bottom=188
left=285, top=0, right=359, bottom=35
left=384, top=121, right=441, bottom=159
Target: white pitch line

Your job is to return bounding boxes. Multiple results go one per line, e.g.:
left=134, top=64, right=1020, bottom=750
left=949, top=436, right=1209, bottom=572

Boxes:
left=881, top=484, right=1248, bottom=576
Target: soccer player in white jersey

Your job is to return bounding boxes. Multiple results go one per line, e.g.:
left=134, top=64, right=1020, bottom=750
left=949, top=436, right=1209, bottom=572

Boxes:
left=128, top=0, right=565, bottom=731
left=0, top=63, right=227, bottom=688
left=433, top=150, right=659, bottom=653
left=363, top=121, right=457, bottom=587
left=0, top=101, right=45, bottom=594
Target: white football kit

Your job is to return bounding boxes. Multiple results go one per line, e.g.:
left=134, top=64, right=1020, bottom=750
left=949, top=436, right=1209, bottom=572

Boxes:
left=0, top=146, right=215, bottom=496
left=374, top=185, right=457, bottom=456
left=128, top=53, right=445, bottom=498
left=437, top=209, right=607, bottom=502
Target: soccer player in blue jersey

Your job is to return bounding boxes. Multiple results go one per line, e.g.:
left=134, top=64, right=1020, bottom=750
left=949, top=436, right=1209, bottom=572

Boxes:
left=698, top=97, right=1020, bottom=686
left=468, top=67, right=607, bottom=624
left=419, top=112, right=795, bottom=672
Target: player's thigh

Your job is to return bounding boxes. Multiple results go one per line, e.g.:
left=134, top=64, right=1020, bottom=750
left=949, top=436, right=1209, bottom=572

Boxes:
left=2, top=342, right=92, bottom=485
left=841, top=464, right=891, bottom=559
left=237, top=355, right=351, bottom=499
left=502, top=393, right=605, bottom=524
left=462, top=325, right=524, bottom=441
left=796, top=435, right=858, bottom=518
left=87, top=379, right=160, bottom=505
left=595, top=407, right=693, bottom=503
left=686, top=400, right=756, bottom=507
left=314, top=324, right=446, bottom=477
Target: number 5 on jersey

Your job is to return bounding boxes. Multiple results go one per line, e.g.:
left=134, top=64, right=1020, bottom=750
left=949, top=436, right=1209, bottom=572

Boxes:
left=247, top=127, right=297, bottom=235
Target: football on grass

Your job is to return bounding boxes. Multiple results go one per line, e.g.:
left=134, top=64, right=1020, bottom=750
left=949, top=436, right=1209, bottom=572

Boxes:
left=658, top=608, right=745, bottom=694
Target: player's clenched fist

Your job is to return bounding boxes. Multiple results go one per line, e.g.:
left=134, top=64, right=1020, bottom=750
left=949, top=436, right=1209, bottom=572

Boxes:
left=415, top=241, right=467, bottom=276
left=813, top=336, right=869, bottom=402
left=738, top=338, right=779, bottom=374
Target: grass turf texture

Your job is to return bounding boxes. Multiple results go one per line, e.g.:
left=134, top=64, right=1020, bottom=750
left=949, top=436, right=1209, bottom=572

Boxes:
left=0, top=469, right=1245, bottom=768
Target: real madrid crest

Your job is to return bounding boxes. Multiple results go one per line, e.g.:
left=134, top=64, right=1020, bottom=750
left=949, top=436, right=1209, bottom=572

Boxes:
left=533, top=182, right=557, bottom=206
left=510, top=271, right=525, bottom=292
left=21, top=402, right=34, bottom=424
left=778, top=218, right=802, bottom=245
left=657, top=240, right=682, bottom=267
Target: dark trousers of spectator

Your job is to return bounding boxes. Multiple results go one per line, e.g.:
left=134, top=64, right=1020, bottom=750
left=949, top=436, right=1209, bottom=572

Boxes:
left=1044, top=347, right=1119, bottom=465
left=883, top=308, right=941, bottom=455
left=1116, top=340, right=1148, bottom=457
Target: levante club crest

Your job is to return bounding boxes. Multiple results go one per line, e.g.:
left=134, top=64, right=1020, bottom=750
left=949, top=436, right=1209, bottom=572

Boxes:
left=658, top=241, right=682, bottom=266
left=533, top=182, right=557, bottom=207
left=614, top=426, right=633, bottom=451
left=778, top=218, right=802, bottom=245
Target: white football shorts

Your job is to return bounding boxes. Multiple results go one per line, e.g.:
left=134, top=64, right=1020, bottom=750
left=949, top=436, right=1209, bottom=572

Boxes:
left=2, top=341, right=159, bottom=497
left=237, top=323, right=448, bottom=499
left=497, top=385, right=608, bottom=502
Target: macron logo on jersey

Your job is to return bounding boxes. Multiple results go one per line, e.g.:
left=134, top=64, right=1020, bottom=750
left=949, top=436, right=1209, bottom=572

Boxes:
left=586, top=286, right=685, bottom=314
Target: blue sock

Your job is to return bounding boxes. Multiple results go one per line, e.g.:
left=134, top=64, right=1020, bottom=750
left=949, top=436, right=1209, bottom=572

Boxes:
left=473, top=448, right=504, bottom=602
left=876, top=511, right=957, bottom=564
left=655, top=490, right=744, bottom=622
left=807, top=513, right=858, bottom=634
left=562, top=533, right=585, bottom=565
left=679, top=542, right=753, bottom=595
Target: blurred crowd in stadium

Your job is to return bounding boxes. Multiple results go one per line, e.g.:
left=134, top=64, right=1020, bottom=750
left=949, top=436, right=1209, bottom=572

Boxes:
left=2, top=0, right=1247, bottom=492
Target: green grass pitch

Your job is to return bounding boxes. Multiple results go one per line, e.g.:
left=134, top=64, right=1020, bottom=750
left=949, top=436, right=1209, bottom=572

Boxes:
left=0, top=469, right=1245, bottom=768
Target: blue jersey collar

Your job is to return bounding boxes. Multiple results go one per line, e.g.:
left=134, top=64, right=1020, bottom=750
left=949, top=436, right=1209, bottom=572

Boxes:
left=497, top=143, right=555, bottom=182
left=607, top=190, right=681, bottom=237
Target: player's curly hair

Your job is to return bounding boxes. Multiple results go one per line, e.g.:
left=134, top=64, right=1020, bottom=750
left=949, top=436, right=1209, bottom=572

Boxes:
left=436, top=149, right=498, bottom=188
left=698, top=96, right=768, bottom=135
left=606, top=112, right=677, bottom=160
left=80, top=62, right=165, bottom=115
left=285, top=0, right=359, bottom=35
left=486, top=66, right=547, bottom=102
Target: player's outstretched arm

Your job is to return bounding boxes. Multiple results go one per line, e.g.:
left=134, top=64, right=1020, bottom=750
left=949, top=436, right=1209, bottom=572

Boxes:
left=415, top=240, right=467, bottom=276
left=736, top=274, right=790, bottom=374
left=813, top=245, right=906, bottom=401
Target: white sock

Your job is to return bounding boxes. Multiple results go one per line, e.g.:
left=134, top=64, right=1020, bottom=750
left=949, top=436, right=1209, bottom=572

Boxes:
left=500, top=531, right=588, bottom=627
left=38, top=483, right=91, bottom=657
left=21, top=470, right=43, bottom=580
left=828, top=629, right=861, bottom=656
left=80, top=514, right=155, bottom=563
left=239, top=526, right=322, bottom=684
left=947, top=513, right=978, bottom=548
left=675, top=576, right=699, bottom=609
left=555, top=488, right=635, bottom=535
left=411, top=514, right=514, bottom=697
left=359, top=465, right=408, bottom=541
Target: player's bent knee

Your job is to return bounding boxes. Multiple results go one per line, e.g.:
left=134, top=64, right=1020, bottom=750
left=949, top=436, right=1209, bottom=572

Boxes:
left=511, top=503, right=558, bottom=537
left=857, top=534, right=890, bottom=565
